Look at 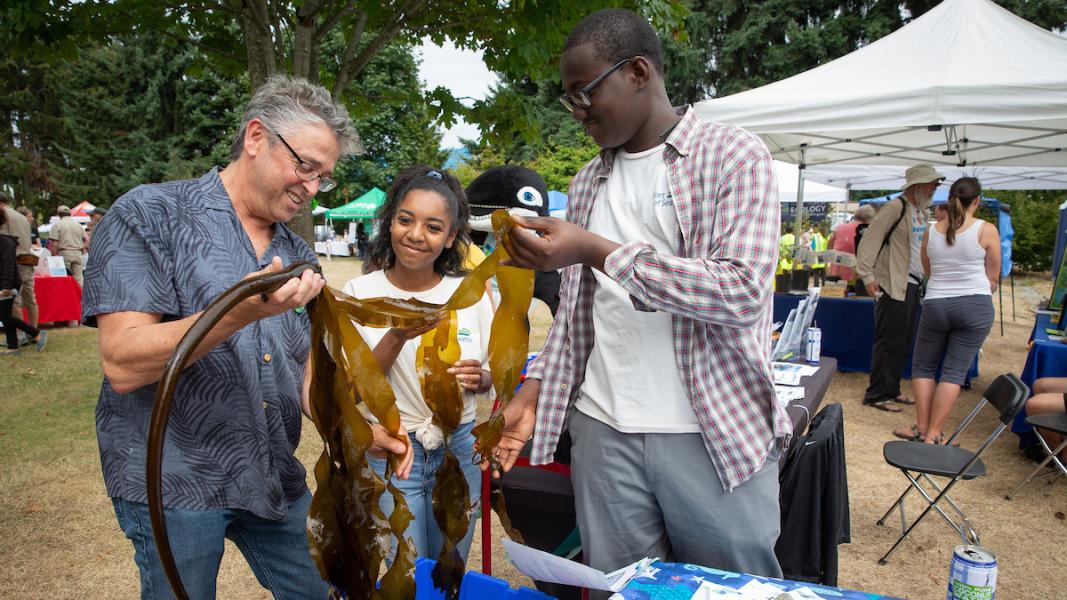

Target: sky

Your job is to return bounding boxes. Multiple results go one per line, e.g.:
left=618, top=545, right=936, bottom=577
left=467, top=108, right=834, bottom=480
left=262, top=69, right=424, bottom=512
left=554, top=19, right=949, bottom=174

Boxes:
left=416, top=39, right=498, bottom=149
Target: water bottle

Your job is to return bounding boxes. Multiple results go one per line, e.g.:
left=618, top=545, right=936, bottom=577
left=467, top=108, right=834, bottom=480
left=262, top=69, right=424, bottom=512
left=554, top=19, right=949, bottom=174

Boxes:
left=806, top=324, right=822, bottom=364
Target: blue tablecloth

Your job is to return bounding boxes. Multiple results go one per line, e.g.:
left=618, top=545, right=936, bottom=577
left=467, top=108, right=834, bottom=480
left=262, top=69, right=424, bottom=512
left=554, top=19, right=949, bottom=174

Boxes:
left=773, top=294, right=978, bottom=383
left=616, top=561, right=901, bottom=599
left=1015, top=313, right=1067, bottom=445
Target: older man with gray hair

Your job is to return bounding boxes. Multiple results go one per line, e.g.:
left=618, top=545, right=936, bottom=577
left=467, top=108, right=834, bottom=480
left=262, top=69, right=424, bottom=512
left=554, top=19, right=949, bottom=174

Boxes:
left=855, top=163, right=945, bottom=413
left=83, top=75, right=356, bottom=599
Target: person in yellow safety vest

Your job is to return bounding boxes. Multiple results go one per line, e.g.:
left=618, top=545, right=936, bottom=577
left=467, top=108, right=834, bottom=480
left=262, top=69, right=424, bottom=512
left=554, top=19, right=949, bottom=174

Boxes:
left=811, top=227, right=828, bottom=286
left=777, top=231, right=795, bottom=275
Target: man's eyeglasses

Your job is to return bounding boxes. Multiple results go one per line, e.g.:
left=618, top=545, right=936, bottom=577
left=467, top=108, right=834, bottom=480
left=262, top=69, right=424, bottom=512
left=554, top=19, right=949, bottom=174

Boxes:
left=559, top=58, right=633, bottom=112
left=270, top=129, right=337, bottom=192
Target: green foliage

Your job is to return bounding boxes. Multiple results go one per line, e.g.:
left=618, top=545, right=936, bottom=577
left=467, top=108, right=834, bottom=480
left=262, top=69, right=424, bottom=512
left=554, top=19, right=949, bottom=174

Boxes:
left=49, top=37, right=244, bottom=207
left=528, top=140, right=601, bottom=193
left=993, top=191, right=1066, bottom=272
left=326, top=40, right=446, bottom=204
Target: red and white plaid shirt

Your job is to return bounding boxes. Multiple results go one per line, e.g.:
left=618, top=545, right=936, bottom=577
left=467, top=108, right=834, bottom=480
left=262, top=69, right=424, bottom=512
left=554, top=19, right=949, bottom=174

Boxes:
left=526, top=106, right=792, bottom=491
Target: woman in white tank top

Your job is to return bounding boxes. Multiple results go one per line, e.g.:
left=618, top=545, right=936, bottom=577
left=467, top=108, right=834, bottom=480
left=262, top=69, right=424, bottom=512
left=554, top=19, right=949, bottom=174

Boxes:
left=892, top=178, right=1001, bottom=445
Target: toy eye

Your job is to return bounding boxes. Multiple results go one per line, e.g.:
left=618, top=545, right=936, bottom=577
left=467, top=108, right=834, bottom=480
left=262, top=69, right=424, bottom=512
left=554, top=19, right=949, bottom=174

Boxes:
left=516, top=186, right=543, bottom=208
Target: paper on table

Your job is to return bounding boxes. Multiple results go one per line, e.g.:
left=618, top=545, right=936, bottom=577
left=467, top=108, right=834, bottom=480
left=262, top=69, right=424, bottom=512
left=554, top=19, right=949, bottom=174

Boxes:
left=772, top=362, right=818, bottom=386
left=775, top=385, right=806, bottom=408
left=503, top=539, right=653, bottom=592
left=735, top=579, right=791, bottom=599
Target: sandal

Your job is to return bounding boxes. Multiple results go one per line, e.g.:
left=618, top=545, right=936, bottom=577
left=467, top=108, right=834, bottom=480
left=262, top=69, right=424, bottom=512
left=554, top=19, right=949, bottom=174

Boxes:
left=866, top=399, right=903, bottom=413
left=925, top=434, right=961, bottom=447
left=893, top=394, right=916, bottom=406
left=893, top=424, right=923, bottom=441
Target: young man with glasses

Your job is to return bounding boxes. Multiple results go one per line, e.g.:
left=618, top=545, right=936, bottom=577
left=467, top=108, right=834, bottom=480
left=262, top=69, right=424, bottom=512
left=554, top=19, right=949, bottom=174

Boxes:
left=487, top=8, right=788, bottom=593
left=82, top=75, right=356, bottom=599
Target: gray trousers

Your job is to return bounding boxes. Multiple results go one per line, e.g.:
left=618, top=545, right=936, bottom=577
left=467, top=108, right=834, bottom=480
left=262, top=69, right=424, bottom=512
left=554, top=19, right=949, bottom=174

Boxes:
left=569, top=409, right=782, bottom=599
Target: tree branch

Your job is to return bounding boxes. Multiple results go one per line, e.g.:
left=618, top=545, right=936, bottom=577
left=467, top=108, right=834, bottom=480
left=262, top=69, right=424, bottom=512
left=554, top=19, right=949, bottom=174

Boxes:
left=329, top=9, right=368, bottom=98
left=332, top=0, right=426, bottom=97
left=315, top=0, right=358, bottom=42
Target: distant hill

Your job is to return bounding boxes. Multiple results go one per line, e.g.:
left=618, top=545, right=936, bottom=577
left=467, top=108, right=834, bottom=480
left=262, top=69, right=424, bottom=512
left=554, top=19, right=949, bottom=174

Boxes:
left=442, top=147, right=471, bottom=169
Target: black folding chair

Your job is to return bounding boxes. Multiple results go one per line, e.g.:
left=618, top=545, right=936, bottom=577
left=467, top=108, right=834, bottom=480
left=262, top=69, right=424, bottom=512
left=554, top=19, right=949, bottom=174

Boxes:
left=875, top=373, right=1028, bottom=565
left=1004, top=412, right=1067, bottom=500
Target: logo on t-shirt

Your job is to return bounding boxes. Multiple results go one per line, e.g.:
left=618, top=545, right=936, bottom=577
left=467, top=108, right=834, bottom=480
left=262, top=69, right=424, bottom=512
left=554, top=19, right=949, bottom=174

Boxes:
left=457, top=327, right=473, bottom=344
left=652, top=192, right=673, bottom=207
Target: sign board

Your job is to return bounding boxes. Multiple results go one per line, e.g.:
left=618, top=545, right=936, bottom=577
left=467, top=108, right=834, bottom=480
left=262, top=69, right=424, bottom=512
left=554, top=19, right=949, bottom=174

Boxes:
left=47, top=256, right=67, bottom=277
left=781, top=202, right=833, bottom=224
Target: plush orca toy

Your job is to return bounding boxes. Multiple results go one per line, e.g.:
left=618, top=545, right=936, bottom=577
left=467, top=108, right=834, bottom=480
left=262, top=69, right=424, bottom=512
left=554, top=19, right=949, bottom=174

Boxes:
left=465, top=166, right=561, bottom=315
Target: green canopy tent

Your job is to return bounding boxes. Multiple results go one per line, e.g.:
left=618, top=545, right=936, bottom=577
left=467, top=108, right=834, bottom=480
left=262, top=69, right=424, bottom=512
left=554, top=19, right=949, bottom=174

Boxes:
left=319, top=187, right=385, bottom=258
left=324, top=187, right=386, bottom=220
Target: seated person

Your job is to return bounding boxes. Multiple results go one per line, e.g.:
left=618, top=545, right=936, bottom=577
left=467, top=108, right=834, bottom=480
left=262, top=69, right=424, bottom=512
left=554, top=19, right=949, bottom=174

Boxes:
left=1025, top=376, right=1067, bottom=461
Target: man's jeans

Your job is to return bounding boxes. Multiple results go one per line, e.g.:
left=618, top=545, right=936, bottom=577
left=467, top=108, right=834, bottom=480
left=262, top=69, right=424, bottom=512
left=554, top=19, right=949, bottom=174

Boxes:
left=369, top=420, right=482, bottom=561
left=112, top=492, right=329, bottom=600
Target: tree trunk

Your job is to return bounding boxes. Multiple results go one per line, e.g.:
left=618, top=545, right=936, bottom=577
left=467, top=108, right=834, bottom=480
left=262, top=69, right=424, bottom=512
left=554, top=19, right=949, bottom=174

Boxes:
left=235, top=0, right=277, bottom=90
left=292, top=0, right=320, bottom=82
left=289, top=205, right=315, bottom=247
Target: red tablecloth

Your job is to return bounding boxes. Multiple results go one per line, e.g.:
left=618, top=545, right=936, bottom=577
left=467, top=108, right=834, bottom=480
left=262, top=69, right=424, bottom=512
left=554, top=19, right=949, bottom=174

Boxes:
left=25, top=275, right=82, bottom=324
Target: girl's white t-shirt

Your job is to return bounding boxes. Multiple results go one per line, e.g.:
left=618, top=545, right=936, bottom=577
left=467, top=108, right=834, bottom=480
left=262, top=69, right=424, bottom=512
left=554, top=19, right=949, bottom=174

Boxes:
left=341, top=271, right=495, bottom=447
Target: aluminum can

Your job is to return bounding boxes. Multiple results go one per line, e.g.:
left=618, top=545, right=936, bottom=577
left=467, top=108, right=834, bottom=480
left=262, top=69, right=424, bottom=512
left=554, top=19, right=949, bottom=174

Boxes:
left=946, top=544, right=997, bottom=600
left=805, top=327, right=821, bottom=364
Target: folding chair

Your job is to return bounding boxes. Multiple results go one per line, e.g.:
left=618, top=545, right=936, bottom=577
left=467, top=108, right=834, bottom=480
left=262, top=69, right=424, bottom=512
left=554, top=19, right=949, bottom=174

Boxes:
left=1004, top=412, right=1067, bottom=500
left=875, top=373, right=1028, bottom=565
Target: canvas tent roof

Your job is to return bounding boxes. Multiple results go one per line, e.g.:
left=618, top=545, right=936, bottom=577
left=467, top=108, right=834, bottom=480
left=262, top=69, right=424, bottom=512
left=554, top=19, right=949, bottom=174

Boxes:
left=774, top=161, right=846, bottom=203
left=799, top=165, right=1067, bottom=190
left=71, top=201, right=95, bottom=217
left=694, top=0, right=1067, bottom=188
left=325, top=187, right=385, bottom=220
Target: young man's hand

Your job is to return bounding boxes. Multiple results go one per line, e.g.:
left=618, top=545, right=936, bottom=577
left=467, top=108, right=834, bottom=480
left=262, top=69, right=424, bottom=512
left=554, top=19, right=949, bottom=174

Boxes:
left=482, top=379, right=540, bottom=479
left=502, top=216, right=620, bottom=272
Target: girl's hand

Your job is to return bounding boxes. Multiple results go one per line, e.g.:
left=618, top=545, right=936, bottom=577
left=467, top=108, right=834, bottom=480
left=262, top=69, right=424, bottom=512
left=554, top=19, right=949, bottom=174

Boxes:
left=368, top=422, right=414, bottom=480
left=388, top=318, right=440, bottom=342
left=448, top=359, right=492, bottom=393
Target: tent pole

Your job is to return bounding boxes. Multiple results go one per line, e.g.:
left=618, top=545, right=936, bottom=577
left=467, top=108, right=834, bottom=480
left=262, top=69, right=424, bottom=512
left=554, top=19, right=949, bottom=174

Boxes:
left=998, top=277, right=1004, bottom=336
left=792, top=150, right=807, bottom=290
left=1011, top=270, right=1016, bottom=321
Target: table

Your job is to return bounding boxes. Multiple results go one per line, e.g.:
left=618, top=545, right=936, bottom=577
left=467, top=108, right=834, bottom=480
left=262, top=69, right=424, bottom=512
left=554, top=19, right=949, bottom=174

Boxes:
left=773, top=293, right=978, bottom=382
left=314, top=240, right=351, bottom=256
left=617, top=560, right=901, bottom=599
left=783, top=357, right=836, bottom=439
left=1015, top=312, right=1066, bottom=445
left=25, top=275, right=82, bottom=324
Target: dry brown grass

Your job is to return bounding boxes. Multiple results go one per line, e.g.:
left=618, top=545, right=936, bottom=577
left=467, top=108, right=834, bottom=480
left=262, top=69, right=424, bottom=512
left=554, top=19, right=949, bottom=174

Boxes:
left=0, top=261, right=1062, bottom=599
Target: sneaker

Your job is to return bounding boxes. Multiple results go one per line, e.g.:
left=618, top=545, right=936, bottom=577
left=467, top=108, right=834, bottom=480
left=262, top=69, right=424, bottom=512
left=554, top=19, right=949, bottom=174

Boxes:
left=0, top=348, right=20, bottom=357
left=34, top=330, right=48, bottom=352
left=17, top=332, right=30, bottom=347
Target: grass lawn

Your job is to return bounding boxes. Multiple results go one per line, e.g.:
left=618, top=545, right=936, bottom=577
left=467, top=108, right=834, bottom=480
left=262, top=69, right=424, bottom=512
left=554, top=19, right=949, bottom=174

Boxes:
left=1, top=262, right=1063, bottom=598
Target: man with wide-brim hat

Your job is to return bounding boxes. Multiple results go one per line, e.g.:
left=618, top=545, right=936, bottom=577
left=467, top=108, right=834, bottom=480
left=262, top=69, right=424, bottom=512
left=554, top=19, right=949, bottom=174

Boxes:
left=855, top=163, right=944, bottom=414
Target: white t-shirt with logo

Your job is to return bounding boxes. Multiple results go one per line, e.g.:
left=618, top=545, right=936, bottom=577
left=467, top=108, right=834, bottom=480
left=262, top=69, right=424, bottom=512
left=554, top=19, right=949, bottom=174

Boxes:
left=909, top=203, right=928, bottom=279
left=575, top=144, right=699, bottom=433
left=342, top=271, right=494, bottom=444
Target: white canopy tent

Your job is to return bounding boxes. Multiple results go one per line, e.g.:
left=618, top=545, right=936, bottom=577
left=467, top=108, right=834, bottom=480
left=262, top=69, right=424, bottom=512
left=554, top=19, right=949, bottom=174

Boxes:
left=774, top=161, right=847, bottom=202
left=694, top=0, right=1067, bottom=190
left=802, top=166, right=1067, bottom=190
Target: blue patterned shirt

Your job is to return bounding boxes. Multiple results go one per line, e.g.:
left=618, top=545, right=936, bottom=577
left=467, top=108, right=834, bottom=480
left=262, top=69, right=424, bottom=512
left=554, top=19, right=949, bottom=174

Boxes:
left=83, top=168, right=317, bottom=520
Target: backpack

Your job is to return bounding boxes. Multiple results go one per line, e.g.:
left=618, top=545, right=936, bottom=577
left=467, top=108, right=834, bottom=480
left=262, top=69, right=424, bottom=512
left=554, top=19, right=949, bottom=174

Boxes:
left=875, top=198, right=908, bottom=262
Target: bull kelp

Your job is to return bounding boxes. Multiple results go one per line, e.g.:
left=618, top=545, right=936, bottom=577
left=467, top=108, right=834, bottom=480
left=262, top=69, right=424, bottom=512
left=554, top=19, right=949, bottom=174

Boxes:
left=307, top=210, right=534, bottom=599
